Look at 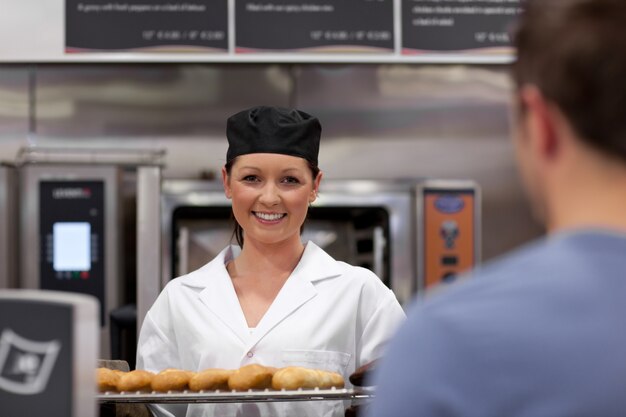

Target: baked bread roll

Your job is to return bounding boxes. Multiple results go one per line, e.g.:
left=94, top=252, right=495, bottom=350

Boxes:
left=151, top=369, right=195, bottom=392
left=272, top=366, right=344, bottom=390
left=188, top=369, right=235, bottom=391
left=116, top=370, right=154, bottom=392
left=97, top=367, right=121, bottom=392
left=228, top=364, right=275, bottom=391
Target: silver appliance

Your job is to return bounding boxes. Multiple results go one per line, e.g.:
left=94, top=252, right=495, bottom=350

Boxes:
left=16, top=147, right=162, bottom=360
left=160, top=179, right=483, bottom=309
left=20, top=164, right=121, bottom=359
left=0, top=163, right=18, bottom=289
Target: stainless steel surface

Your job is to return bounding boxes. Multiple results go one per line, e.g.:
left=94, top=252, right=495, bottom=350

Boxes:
left=161, top=179, right=417, bottom=306
left=34, top=65, right=291, bottom=137
left=16, top=146, right=165, bottom=166
left=295, top=65, right=510, bottom=140
left=0, top=164, right=18, bottom=288
left=177, top=226, right=190, bottom=277
left=71, top=292, right=100, bottom=417
left=0, top=66, right=30, bottom=137
left=98, top=388, right=373, bottom=404
left=313, top=181, right=415, bottom=305
left=19, top=165, right=121, bottom=358
left=136, top=166, right=162, bottom=335
left=373, top=226, right=385, bottom=279
left=160, top=180, right=231, bottom=290
left=0, top=66, right=30, bottom=170
left=1, top=63, right=544, bottom=269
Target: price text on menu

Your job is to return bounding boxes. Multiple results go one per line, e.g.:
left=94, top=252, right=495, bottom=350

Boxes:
left=65, top=0, right=228, bottom=52
left=402, top=0, right=522, bottom=54
left=235, top=0, right=394, bottom=53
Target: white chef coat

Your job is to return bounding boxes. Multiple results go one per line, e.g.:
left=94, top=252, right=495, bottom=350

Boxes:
left=137, top=241, right=406, bottom=417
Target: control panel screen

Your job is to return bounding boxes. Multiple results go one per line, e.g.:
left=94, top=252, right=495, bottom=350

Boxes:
left=53, top=222, right=91, bottom=272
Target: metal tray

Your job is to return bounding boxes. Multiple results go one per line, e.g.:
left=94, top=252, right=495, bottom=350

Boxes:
left=98, top=388, right=374, bottom=404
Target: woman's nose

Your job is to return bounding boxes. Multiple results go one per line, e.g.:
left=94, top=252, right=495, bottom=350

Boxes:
left=258, top=183, right=280, bottom=206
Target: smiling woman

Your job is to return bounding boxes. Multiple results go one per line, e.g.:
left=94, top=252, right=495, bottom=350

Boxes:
left=136, top=106, right=406, bottom=417
left=224, top=155, right=321, bottom=247
left=224, top=153, right=320, bottom=248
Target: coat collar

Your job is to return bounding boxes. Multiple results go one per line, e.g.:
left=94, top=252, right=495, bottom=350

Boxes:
left=179, top=242, right=342, bottom=351
left=180, top=241, right=342, bottom=289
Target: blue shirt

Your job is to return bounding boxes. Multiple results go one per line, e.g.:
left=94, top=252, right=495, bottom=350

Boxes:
left=368, top=229, right=626, bottom=417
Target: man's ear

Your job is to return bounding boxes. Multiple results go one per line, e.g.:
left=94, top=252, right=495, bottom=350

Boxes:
left=222, top=166, right=232, bottom=199
left=519, top=85, right=560, bottom=162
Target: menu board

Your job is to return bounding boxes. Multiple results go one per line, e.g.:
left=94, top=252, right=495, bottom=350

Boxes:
left=59, top=0, right=524, bottom=61
left=65, top=0, right=228, bottom=53
left=402, top=0, right=523, bottom=55
left=235, top=0, right=394, bottom=54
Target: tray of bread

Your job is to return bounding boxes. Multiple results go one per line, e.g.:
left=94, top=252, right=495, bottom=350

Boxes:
left=97, top=364, right=375, bottom=404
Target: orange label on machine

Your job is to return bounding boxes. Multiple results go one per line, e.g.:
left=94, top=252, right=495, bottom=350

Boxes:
left=424, top=191, right=475, bottom=288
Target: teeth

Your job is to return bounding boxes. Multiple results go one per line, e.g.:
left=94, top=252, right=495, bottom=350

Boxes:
left=255, top=212, right=285, bottom=221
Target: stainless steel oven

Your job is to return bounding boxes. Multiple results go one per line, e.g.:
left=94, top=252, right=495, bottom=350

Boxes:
left=161, top=179, right=480, bottom=307
left=162, top=180, right=415, bottom=303
left=14, top=147, right=163, bottom=362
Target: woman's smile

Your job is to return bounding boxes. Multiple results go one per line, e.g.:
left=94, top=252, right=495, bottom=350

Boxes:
left=253, top=211, right=287, bottom=223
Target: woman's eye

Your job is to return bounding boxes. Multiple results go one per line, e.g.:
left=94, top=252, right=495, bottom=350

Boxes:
left=242, top=175, right=259, bottom=182
left=282, top=176, right=300, bottom=184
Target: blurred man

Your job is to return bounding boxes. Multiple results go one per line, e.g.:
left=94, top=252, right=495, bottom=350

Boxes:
left=367, top=0, right=626, bottom=416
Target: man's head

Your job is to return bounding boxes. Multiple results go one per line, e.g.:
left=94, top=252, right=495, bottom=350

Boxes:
left=512, top=0, right=626, bottom=226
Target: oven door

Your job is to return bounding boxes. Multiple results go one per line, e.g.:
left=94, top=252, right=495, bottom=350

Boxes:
left=161, top=180, right=416, bottom=305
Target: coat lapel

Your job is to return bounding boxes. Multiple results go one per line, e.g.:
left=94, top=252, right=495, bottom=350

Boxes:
left=180, top=243, right=343, bottom=356
left=242, top=242, right=342, bottom=356
left=181, top=246, right=250, bottom=345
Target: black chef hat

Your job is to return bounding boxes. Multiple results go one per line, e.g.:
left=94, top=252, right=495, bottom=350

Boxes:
left=226, top=106, right=321, bottom=166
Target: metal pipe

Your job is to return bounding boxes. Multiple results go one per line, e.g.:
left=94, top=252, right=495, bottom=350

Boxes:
left=136, top=166, right=162, bottom=337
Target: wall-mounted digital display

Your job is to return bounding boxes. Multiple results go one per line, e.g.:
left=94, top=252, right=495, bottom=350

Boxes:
left=52, top=222, right=91, bottom=272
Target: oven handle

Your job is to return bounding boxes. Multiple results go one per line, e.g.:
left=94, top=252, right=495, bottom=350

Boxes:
left=177, top=226, right=190, bottom=277
left=373, top=226, right=386, bottom=281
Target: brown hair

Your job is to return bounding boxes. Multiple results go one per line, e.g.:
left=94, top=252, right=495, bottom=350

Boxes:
left=513, top=0, right=626, bottom=161
left=224, top=157, right=321, bottom=248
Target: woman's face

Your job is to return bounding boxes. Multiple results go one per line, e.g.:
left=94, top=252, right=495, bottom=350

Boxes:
left=222, top=153, right=322, bottom=247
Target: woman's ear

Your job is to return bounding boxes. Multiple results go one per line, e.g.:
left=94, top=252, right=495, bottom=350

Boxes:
left=310, top=171, right=323, bottom=203
left=222, top=166, right=232, bottom=199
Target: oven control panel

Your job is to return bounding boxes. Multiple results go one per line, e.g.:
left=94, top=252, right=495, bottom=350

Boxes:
left=39, top=180, right=105, bottom=324
left=422, top=187, right=478, bottom=289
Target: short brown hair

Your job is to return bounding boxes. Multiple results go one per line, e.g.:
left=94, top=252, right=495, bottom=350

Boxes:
left=513, top=0, right=626, bottom=161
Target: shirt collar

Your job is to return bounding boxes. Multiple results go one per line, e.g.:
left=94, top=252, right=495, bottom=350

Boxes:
left=180, top=240, right=342, bottom=289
